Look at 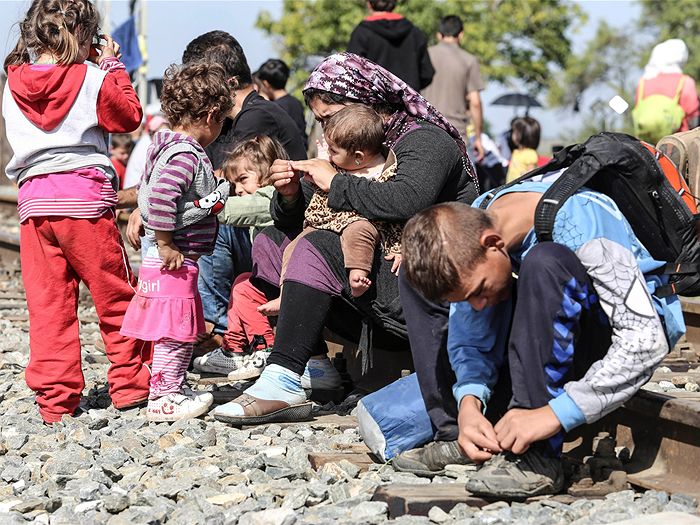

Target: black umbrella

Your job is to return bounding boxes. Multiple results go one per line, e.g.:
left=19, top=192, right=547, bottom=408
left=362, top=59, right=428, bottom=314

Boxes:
left=491, top=93, right=542, bottom=115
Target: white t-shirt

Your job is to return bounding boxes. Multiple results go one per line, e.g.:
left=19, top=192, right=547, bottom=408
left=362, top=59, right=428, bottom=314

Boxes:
left=123, top=133, right=151, bottom=189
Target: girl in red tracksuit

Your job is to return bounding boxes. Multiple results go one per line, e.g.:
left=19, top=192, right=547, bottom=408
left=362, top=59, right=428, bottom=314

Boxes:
left=2, top=0, right=151, bottom=423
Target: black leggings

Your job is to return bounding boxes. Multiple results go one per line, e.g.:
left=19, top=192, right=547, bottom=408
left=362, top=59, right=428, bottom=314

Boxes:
left=266, top=281, right=409, bottom=375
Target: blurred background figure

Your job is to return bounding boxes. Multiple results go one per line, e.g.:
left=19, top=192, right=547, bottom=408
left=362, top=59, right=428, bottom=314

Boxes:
left=347, top=0, right=434, bottom=91
left=255, top=58, right=308, bottom=148
left=110, top=134, right=134, bottom=190
left=506, top=116, right=541, bottom=183
left=422, top=15, right=485, bottom=161
left=633, top=39, right=699, bottom=144
left=123, top=113, right=168, bottom=190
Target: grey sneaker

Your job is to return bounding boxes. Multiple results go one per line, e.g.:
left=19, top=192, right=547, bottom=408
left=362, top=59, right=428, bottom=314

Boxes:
left=193, top=347, right=245, bottom=375
left=466, top=449, right=565, bottom=498
left=393, top=441, right=473, bottom=477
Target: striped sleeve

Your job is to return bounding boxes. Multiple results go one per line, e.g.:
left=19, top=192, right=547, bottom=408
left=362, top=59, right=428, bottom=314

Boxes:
left=148, top=152, right=197, bottom=231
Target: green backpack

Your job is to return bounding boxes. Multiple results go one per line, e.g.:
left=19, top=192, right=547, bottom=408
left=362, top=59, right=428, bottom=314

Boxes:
left=633, top=76, right=686, bottom=145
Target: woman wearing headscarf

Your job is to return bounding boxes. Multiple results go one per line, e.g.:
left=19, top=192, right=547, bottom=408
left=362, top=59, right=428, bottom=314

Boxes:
left=213, top=53, right=479, bottom=430
left=635, top=39, right=699, bottom=133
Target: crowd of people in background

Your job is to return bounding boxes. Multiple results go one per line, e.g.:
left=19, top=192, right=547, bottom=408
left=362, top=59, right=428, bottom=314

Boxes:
left=3, top=0, right=700, bottom=501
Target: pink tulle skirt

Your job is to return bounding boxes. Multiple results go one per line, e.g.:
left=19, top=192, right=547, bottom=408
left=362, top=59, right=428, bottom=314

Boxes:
left=120, top=252, right=205, bottom=342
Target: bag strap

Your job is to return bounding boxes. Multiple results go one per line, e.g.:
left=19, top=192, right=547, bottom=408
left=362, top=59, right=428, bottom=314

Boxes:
left=534, top=155, right=602, bottom=242
left=637, top=78, right=645, bottom=101
left=673, top=76, right=686, bottom=103
left=656, top=274, right=700, bottom=298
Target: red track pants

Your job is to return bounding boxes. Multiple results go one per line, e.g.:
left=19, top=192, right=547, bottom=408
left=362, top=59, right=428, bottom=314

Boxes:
left=222, top=272, right=275, bottom=352
left=21, top=214, right=152, bottom=423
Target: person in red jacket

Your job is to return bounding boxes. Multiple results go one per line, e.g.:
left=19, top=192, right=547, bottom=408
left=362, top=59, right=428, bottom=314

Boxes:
left=2, top=0, right=151, bottom=423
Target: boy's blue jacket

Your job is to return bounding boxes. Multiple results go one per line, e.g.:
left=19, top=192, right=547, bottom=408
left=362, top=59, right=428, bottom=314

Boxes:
left=449, top=179, right=685, bottom=431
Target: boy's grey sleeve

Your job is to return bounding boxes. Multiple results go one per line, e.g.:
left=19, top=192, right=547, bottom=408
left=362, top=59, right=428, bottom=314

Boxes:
left=564, top=238, right=669, bottom=423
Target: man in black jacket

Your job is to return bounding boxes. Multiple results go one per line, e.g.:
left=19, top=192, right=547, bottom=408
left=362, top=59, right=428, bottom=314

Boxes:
left=348, top=0, right=434, bottom=90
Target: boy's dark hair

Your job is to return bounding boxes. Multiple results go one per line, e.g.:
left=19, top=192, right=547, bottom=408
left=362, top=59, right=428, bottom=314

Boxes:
left=111, top=133, right=134, bottom=152
left=324, top=104, right=384, bottom=155
left=439, top=15, right=463, bottom=38
left=369, top=0, right=397, bottom=12
left=402, top=202, right=493, bottom=301
left=511, top=117, right=541, bottom=150
left=160, top=62, right=233, bottom=128
left=256, top=58, right=290, bottom=91
left=221, top=135, right=289, bottom=188
left=5, top=0, right=100, bottom=71
left=182, top=30, right=252, bottom=88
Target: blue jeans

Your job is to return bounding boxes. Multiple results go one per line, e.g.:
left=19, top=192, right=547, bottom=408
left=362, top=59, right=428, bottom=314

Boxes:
left=198, top=224, right=253, bottom=334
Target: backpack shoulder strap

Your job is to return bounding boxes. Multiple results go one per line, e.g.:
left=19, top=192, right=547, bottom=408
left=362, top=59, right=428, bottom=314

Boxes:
left=534, top=154, right=602, bottom=242
left=637, top=78, right=646, bottom=101
left=673, top=76, right=686, bottom=103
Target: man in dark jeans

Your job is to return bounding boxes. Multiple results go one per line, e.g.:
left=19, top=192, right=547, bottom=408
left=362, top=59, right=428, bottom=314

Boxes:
left=181, top=31, right=307, bottom=364
left=348, top=0, right=434, bottom=91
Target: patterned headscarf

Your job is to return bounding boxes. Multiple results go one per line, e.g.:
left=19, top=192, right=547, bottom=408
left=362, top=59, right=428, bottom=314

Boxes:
left=303, top=53, right=475, bottom=178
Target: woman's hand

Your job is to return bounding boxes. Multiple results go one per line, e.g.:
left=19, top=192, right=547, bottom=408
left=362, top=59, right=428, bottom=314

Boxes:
left=291, top=159, right=337, bottom=192
left=158, top=243, right=184, bottom=271
left=126, top=209, right=144, bottom=250
left=269, top=159, right=301, bottom=199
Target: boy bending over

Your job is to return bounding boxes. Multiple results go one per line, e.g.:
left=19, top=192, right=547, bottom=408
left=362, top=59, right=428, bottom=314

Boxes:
left=400, top=180, right=684, bottom=498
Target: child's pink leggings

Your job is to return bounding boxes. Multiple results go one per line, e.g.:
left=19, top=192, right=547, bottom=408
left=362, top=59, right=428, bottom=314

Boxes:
left=150, top=339, right=194, bottom=399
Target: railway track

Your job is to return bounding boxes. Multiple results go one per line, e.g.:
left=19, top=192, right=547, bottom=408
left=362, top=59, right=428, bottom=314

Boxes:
left=0, top=185, right=700, bottom=513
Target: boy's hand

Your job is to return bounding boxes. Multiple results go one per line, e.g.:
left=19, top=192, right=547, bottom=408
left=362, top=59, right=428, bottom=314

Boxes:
left=495, top=406, right=562, bottom=455
left=158, top=243, right=184, bottom=271
left=458, top=395, right=502, bottom=462
left=385, top=252, right=402, bottom=275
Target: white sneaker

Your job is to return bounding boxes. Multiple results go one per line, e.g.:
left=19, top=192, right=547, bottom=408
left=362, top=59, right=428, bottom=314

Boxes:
left=147, top=390, right=213, bottom=422
left=193, top=347, right=244, bottom=375
left=302, top=357, right=342, bottom=390
left=227, top=350, right=271, bottom=381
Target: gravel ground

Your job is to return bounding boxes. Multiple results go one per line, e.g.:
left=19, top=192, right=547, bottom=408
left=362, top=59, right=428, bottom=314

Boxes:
left=0, top=270, right=699, bottom=524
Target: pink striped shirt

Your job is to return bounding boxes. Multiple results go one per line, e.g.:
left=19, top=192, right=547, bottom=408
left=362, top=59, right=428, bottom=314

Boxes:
left=17, top=167, right=117, bottom=223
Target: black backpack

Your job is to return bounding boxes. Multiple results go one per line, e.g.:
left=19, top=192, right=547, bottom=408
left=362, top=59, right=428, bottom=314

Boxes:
left=479, top=132, right=700, bottom=297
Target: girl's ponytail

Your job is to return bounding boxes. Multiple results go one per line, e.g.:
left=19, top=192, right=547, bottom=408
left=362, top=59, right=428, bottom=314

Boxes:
left=3, top=0, right=99, bottom=69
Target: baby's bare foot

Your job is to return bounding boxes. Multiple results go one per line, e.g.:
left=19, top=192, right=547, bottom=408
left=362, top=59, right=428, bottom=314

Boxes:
left=349, top=269, right=372, bottom=297
left=257, top=297, right=281, bottom=316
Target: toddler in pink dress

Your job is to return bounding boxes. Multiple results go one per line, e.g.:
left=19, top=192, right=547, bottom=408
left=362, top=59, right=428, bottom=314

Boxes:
left=120, top=61, right=232, bottom=421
